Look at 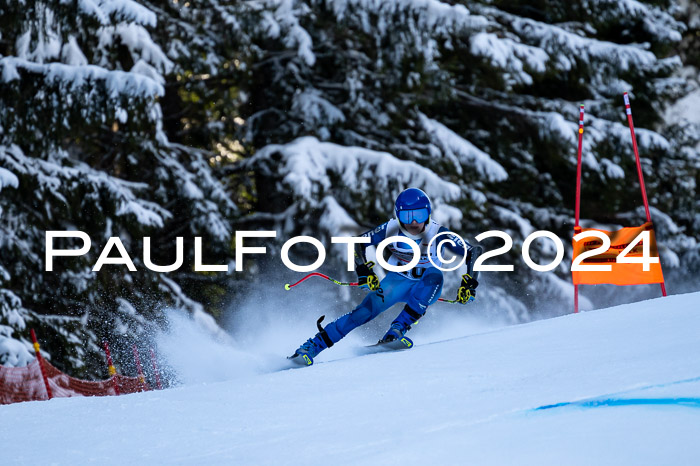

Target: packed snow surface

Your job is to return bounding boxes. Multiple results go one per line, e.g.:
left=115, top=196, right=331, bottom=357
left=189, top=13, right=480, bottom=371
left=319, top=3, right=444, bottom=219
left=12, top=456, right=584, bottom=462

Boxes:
left=2, top=292, right=699, bottom=465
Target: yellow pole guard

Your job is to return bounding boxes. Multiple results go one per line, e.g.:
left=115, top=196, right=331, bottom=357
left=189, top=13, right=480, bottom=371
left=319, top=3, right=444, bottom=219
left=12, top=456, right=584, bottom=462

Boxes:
left=33, top=342, right=41, bottom=353
left=108, top=365, right=116, bottom=376
left=579, top=128, right=584, bottom=134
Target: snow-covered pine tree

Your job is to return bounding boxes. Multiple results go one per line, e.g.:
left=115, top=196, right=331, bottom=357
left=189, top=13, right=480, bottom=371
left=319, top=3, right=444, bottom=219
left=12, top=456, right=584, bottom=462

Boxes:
left=233, top=0, right=698, bottom=318
left=662, top=0, right=700, bottom=294
left=0, top=1, right=235, bottom=376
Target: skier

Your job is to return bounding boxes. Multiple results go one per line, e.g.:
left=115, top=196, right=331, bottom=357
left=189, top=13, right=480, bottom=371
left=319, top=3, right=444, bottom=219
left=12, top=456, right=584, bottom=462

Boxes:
left=289, top=187, right=481, bottom=366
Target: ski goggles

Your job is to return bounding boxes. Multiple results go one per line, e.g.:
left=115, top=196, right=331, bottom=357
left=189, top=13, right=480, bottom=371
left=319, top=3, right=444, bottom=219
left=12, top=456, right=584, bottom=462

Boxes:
left=397, top=207, right=430, bottom=224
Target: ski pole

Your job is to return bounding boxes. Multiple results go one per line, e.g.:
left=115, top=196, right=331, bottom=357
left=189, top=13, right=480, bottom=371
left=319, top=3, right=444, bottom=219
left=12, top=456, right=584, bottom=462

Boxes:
left=284, top=272, right=461, bottom=303
left=284, top=272, right=358, bottom=290
left=437, top=297, right=462, bottom=304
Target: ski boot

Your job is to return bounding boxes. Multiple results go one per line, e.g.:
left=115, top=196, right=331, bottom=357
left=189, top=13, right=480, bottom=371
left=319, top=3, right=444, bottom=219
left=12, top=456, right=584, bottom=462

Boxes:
left=288, top=337, right=326, bottom=366
left=378, top=304, right=423, bottom=347
left=377, top=321, right=414, bottom=349
left=380, top=321, right=409, bottom=343
left=288, top=316, right=333, bottom=366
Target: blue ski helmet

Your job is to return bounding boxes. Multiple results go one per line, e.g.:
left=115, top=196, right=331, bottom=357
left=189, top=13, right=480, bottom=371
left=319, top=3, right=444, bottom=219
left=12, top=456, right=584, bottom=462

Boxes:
left=395, top=188, right=431, bottom=224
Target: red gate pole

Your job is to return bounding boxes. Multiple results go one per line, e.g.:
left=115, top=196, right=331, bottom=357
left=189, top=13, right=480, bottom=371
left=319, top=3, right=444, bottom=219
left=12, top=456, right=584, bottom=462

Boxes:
left=103, top=341, right=120, bottom=396
left=150, top=348, right=163, bottom=390
left=623, top=92, right=667, bottom=297
left=30, top=329, right=53, bottom=400
left=574, top=105, right=585, bottom=313
left=132, top=344, right=146, bottom=391
left=575, top=105, right=585, bottom=229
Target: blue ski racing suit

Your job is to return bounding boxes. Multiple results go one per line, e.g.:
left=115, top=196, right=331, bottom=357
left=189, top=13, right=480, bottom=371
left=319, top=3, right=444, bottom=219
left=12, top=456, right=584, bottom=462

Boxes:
left=291, top=217, right=478, bottom=365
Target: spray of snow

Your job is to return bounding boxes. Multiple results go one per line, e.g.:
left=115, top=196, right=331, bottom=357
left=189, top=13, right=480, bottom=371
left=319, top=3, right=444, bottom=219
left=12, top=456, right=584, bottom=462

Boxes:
left=156, top=256, right=526, bottom=385
left=156, top=309, right=262, bottom=385
left=157, top=265, right=504, bottom=379
left=222, top=272, right=371, bottom=365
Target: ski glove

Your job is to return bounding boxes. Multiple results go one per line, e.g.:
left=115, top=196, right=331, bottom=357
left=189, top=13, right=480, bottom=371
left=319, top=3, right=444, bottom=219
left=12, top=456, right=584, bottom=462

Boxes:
left=356, top=261, right=380, bottom=291
left=457, top=273, right=478, bottom=304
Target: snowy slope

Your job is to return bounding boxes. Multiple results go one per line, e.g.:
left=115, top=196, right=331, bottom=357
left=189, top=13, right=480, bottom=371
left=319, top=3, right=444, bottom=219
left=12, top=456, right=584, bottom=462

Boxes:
left=2, top=292, right=699, bottom=465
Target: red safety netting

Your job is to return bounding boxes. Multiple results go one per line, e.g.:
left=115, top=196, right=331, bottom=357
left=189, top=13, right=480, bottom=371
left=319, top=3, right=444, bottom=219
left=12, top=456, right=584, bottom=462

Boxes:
left=0, top=360, right=49, bottom=404
left=1, top=359, right=149, bottom=405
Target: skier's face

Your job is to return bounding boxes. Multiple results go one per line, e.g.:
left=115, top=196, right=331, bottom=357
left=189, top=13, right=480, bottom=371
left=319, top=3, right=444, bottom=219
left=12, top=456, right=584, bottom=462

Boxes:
left=404, top=220, right=425, bottom=236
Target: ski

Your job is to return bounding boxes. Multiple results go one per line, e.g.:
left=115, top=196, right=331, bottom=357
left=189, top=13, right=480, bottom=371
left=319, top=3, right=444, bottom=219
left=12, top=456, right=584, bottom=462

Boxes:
left=287, top=353, right=313, bottom=367
left=283, top=336, right=415, bottom=369
left=365, top=336, right=414, bottom=351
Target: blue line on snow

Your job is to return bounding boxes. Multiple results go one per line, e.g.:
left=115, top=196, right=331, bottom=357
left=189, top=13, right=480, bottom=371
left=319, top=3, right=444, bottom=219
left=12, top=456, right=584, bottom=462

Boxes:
left=533, top=376, right=700, bottom=411
left=535, top=397, right=700, bottom=411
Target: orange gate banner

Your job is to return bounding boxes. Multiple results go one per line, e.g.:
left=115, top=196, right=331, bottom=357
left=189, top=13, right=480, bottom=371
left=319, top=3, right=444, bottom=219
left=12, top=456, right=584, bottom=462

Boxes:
left=572, top=222, right=665, bottom=286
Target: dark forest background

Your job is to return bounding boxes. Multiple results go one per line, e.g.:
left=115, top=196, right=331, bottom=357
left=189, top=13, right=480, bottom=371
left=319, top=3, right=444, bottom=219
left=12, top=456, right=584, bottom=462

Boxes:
left=1, top=0, right=698, bottom=377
